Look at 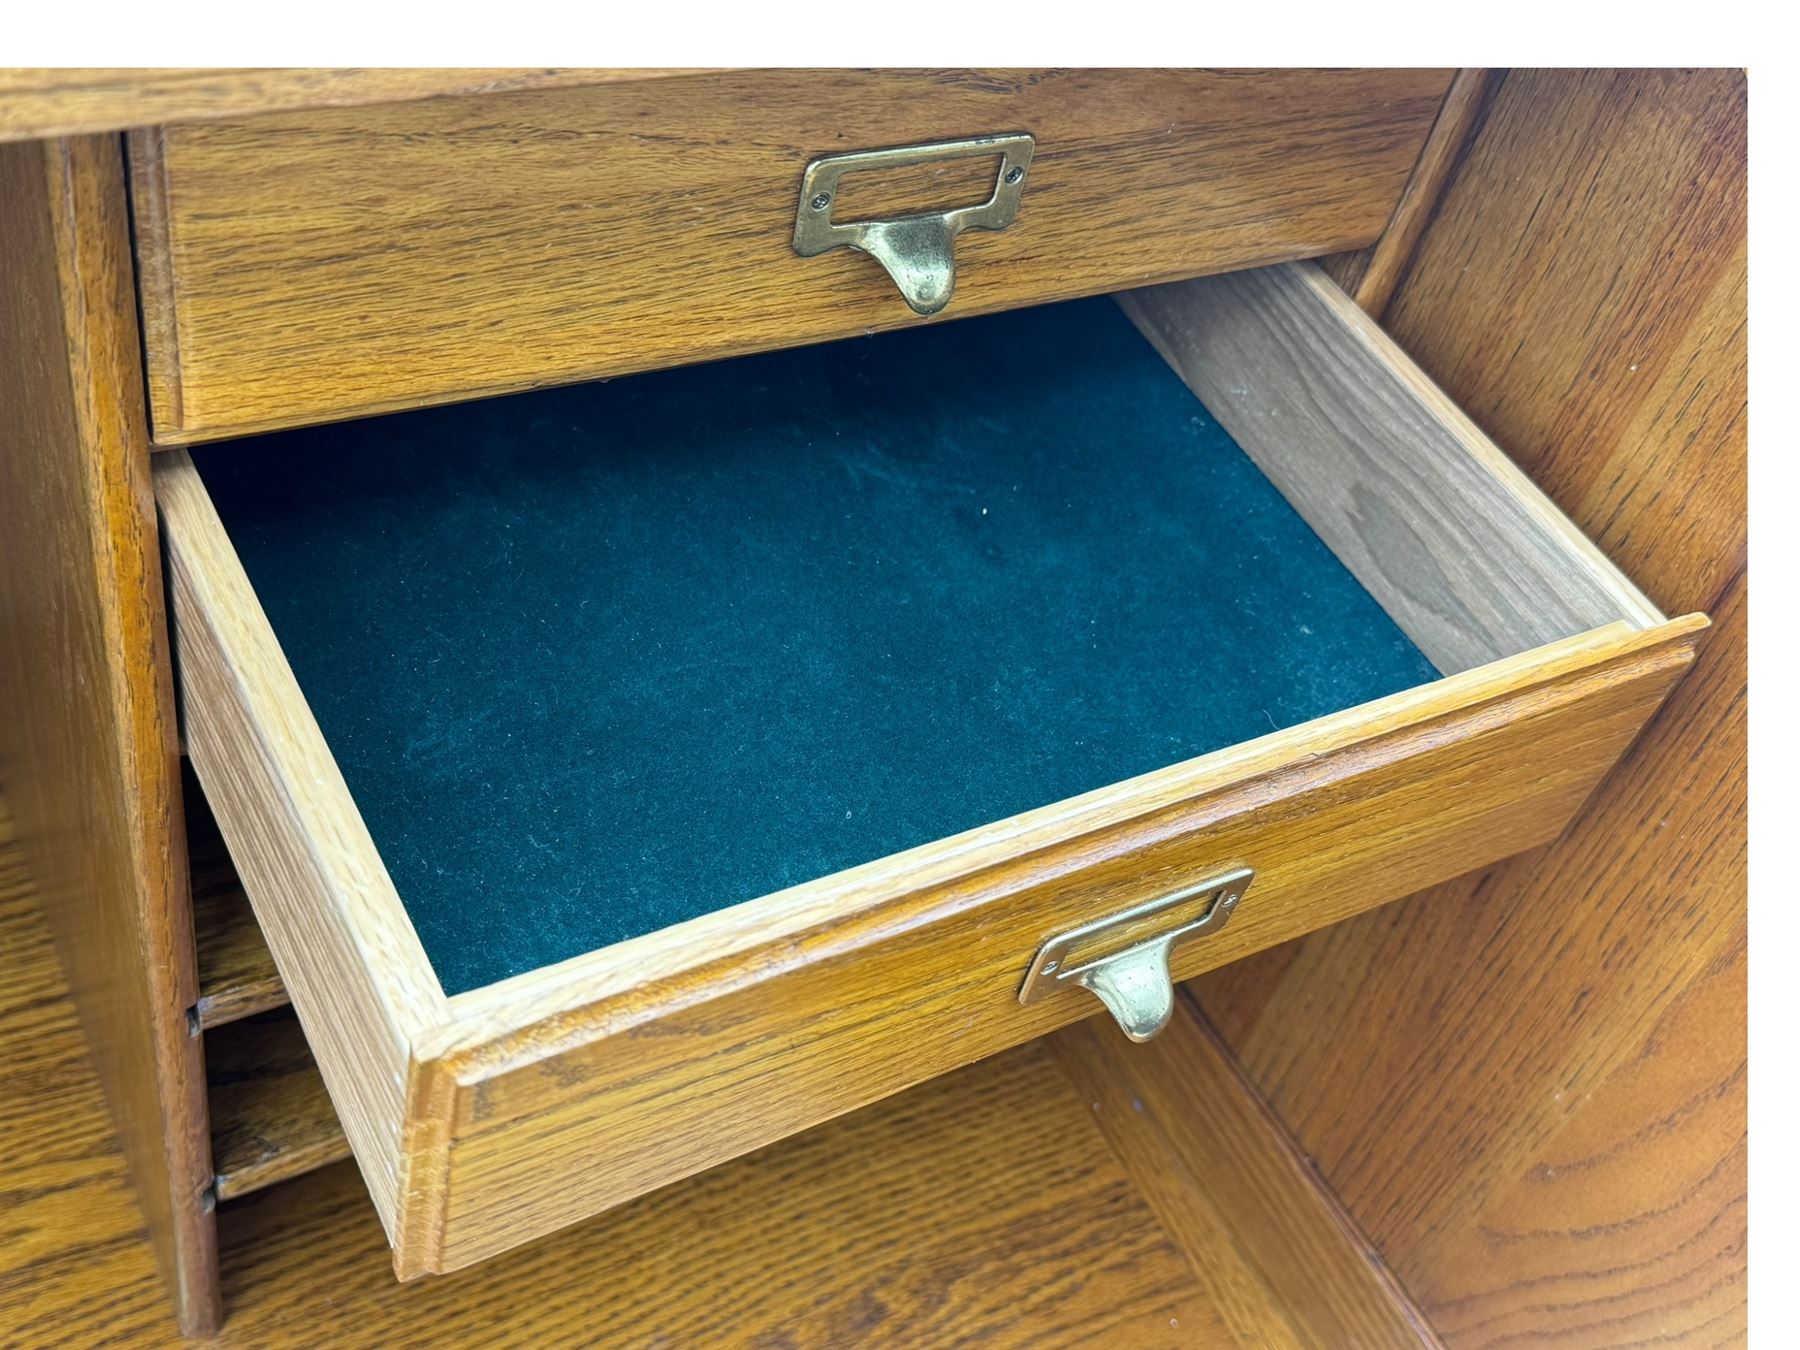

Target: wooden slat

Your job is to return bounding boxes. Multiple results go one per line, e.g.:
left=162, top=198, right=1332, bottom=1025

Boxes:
left=1322, top=68, right=1500, bottom=317
left=1118, top=262, right=1661, bottom=674
left=0, top=135, right=219, bottom=1334
left=185, top=770, right=285, bottom=1031
left=1195, top=68, right=1748, bottom=1345
left=129, top=68, right=1454, bottom=441
left=1050, top=994, right=1438, bottom=1349
left=0, top=68, right=699, bottom=142
left=207, top=1011, right=349, bottom=1201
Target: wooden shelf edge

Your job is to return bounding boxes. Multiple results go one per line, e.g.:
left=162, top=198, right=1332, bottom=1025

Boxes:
left=185, top=767, right=288, bottom=1030
left=206, top=1010, right=349, bottom=1202
left=1048, top=992, right=1443, bottom=1349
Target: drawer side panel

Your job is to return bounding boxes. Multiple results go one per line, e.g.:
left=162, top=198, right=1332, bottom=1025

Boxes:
left=157, top=451, right=447, bottom=1238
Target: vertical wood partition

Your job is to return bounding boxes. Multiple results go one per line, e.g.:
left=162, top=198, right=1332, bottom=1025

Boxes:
left=0, top=136, right=219, bottom=1333
left=1194, top=67, right=1748, bottom=1344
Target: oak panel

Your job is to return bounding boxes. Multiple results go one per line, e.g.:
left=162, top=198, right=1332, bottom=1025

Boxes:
left=130, top=67, right=1454, bottom=440
left=0, top=136, right=218, bottom=1333
left=1050, top=995, right=1438, bottom=1348
left=0, top=68, right=696, bottom=141
left=0, top=805, right=206, bottom=1348
left=1422, top=928, right=1746, bottom=1346
left=1119, top=262, right=1657, bottom=673
left=1194, top=67, right=1748, bottom=1344
left=157, top=453, right=449, bottom=1241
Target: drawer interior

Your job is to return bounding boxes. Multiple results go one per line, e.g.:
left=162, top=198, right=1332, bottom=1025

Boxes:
left=188, top=294, right=1441, bottom=996
left=159, top=260, right=1686, bottom=1275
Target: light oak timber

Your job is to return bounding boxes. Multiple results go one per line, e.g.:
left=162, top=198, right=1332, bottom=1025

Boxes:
left=0, top=135, right=218, bottom=1333
left=187, top=770, right=287, bottom=1030
left=0, top=68, right=701, bottom=141
left=1118, top=261, right=1660, bottom=675
left=207, top=1011, right=350, bottom=1201
left=0, top=802, right=200, bottom=1349
left=1050, top=994, right=1438, bottom=1349
left=1193, top=68, right=1747, bottom=1345
left=155, top=455, right=448, bottom=1245
left=128, top=68, right=1454, bottom=441
left=1322, top=68, right=1500, bottom=317
left=1423, top=925, right=1746, bottom=1346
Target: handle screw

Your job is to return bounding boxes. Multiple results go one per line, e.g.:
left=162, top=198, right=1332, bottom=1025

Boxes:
left=810, top=191, right=832, bottom=212
left=1005, top=166, right=1026, bottom=185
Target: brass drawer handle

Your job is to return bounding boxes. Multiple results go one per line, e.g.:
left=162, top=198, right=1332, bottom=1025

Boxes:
left=791, top=133, right=1035, bottom=316
left=1018, top=867, right=1254, bottom=1042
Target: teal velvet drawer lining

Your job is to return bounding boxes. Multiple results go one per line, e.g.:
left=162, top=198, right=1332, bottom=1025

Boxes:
left=193, top=297, right=1442, bottom=997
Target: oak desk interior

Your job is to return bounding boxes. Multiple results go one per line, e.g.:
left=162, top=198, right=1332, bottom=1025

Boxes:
left=0, top=66, right=1732, bottom=1342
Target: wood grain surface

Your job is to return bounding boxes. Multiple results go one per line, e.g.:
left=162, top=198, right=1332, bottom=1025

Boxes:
left=156, top=450, right=448, bottom=1245
left=416, top=618, right=1695, bottom=1278
left=187, top=769, right=286, bottom=1030
left=1194, top=67, right=1748, bottom=1346
left=1322, top=68, right=1500, bottom=318
left=128, top=67, right=1454, bottom=441
left=2, top=796, right=1400, bottom=1348
left=0, top=68, right=699, bottom=141
left=1119, top=261, right=1659, bottom=674
left=0, top=135, right=218, bottom=1334
left=206, top=1011, right=351, bottom=1202
left=1050, top=995, right=1439, bottom=1349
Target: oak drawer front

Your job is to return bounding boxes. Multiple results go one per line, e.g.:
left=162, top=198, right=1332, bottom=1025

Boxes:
left=153, top=262, right=1697, bottom=1279
left=130, top=67, right=1453, bottom=443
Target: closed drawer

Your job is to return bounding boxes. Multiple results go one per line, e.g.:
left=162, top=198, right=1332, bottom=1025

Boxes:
left=129, top=67, right=1453, bottom=443
left=155, top=261, right=1700, bottom=1279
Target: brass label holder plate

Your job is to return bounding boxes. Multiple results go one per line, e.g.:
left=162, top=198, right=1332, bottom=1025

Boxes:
left=792, top=133, right=1035, bottom=316
left=1018, top=867, right=1254, bottom=1042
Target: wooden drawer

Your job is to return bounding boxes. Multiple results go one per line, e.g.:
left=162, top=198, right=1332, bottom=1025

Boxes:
left=129, top=68, right=1453, bottom=443
left=153, top=261, right=1700, bottom=1280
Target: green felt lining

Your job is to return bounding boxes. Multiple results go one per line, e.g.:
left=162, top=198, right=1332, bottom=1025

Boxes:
left=194, top=297, right=1442, bottom=996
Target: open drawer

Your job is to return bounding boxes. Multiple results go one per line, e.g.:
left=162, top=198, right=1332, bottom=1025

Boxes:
left=154, top=261, right=1702, bottom=1279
